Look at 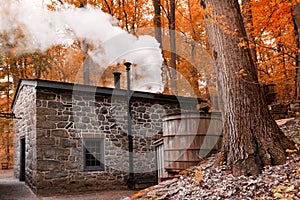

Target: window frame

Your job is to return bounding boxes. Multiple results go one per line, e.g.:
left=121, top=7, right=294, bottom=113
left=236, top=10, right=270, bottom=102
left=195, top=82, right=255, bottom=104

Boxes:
left=83, top=138, right=105, bottom=171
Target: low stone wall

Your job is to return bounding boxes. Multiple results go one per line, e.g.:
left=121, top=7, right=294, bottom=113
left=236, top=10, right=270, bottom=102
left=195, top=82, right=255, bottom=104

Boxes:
left=290, top=102, right=300, bottom=117
left=270, top=101, right=300, bottom=119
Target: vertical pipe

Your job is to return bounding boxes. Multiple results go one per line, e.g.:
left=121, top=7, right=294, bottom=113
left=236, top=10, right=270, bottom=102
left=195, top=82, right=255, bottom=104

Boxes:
left=124, top=62, right=134, bottom=189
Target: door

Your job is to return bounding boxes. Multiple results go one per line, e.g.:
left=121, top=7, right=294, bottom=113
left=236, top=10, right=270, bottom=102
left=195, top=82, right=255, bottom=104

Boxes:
left=19, top=137, right=25, bottom=182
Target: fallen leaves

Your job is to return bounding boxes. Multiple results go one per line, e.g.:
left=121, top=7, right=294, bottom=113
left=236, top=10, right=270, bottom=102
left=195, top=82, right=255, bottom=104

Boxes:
left=129, top=118, right=300, bottom=200
left=273, top=184, right=296, bottom=199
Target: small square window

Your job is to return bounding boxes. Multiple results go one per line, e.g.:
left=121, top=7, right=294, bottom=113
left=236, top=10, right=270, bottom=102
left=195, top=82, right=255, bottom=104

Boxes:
left=83, top=138, right=104, bottom=171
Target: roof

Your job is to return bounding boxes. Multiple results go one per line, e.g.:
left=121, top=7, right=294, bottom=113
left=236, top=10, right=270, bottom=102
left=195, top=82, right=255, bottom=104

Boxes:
left=11, top=79, right=205, bottom=109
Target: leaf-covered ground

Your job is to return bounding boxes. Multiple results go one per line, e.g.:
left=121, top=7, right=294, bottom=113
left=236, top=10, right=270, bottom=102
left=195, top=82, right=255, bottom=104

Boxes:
left=130, top=118, right=300, bottom=200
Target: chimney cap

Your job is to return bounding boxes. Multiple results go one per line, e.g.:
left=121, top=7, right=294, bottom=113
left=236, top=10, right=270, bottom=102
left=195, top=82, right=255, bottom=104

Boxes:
left=124, top=62, right=132, bottom=69
left=113, top=72, right=122, bottom=75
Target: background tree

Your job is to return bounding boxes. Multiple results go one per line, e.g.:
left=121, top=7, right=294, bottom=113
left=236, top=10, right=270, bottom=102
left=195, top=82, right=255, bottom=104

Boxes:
left=293, top=1, right=300, bottom=100
left=200, top=0, right=296, bottom=176
left=158, top=0, right=210, bottom=97
left=241, top=0, right=258, bottom=69
left=153, top=0, right=162, bottom=47
left=0, top=46, right=14, bottom=167
left=244, top=0, right=298, bottom=102
left=46, top=45, right=83, bottom=82
left=0, top=0, right=299, bottom=169
left=175, top=0, right=212, bottom=99
left=169, top=0, right=177, bottom=94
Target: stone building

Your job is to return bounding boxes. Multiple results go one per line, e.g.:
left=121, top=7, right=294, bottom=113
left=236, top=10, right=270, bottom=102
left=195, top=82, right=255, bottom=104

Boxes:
left=12, top=79, right=202, bottom=196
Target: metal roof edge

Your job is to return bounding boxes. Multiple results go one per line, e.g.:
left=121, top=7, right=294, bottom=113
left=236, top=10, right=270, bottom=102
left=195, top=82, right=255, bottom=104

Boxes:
left=11, top=79, right=205, bottom=109
left=11, top=79, right=38, bottom=110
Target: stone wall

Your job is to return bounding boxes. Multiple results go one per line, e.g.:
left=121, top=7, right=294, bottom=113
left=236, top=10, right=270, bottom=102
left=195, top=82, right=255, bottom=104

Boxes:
left=290, top=102, right=300, bottom=117
left=13, top=80, right=199, bottom=196
left=269, top=101, right=300, bottom=119
left=13, top=85, right=37, bottom=192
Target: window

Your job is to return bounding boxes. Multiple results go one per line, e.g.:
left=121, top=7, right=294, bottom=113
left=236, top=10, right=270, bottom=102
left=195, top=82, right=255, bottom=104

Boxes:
left=83, top=138, right=104, bottom=171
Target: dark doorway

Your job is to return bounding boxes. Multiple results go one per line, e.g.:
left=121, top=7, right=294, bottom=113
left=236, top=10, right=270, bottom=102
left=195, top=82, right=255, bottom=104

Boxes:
left=19, top=137, right=25, bottom=182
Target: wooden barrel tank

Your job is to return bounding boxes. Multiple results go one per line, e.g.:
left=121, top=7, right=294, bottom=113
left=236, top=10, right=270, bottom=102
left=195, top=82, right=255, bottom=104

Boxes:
left=163, top=112, right=222, bottom=173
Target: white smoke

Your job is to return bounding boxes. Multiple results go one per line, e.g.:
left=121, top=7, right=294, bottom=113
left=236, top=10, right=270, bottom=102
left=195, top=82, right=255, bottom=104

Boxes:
left=0, top=0, right=163, bottom=93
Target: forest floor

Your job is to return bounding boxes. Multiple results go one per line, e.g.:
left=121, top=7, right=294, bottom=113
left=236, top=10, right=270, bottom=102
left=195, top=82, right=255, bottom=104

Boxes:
left=131, top=117, right=300, bottom=200
left=0, top=118, right=298, bottom=200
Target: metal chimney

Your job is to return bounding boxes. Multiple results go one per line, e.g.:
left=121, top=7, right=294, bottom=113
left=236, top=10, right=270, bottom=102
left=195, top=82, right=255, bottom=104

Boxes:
left=113, top=72, right=121, bottom=89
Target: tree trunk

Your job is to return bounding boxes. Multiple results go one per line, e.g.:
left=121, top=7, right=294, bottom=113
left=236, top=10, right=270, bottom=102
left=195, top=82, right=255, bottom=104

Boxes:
left=293, top=2, right=300, bottom=100
left=78, top=2, right=90, bottom=85
left=200, top=0, right=296, bottom=176
left=81, top=39, right=90, bottom=85
left=153, top=0, right=162, bottom=48
left=121, top=0, right=130, bottom=32
left=169, top=0, right=177, bottom=94
left=241, top=0, right=258, bottom=69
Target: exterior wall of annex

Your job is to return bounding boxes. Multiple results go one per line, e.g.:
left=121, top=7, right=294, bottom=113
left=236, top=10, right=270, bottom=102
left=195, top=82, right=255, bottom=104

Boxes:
left=12, top=79, right=201, bottom=196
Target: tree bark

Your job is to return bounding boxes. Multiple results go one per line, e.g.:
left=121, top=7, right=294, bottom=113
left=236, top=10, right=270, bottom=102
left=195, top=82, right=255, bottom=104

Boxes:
left=121, top=0, right=130, bottom=32
left=169, top=0, right=177, bottom=94
left=293, top=2, right=300, bottom=100
left=79, top=2, right=90, bottom=85
left=81, top=39, right=90, bottom=85
left=200, top=0, right=296, bottom=176
left=153, top=0, right=162, bottom=48
left=241, top=0, right=258, bottom=70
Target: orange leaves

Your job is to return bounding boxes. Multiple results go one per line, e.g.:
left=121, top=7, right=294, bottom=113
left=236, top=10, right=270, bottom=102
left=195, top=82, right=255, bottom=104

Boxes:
left=47, top=4, right=56, bottom=11
left=286, top=149, right=298, bottom=154
left=41, top=0, right=211, bottom=99
left=131, top=189, right=148, bottom=199
left=249, top=0, right=294, bottom=38
left=29, top=0, right=300, bottom=103
left=176, top=0, right=206, bottom=42
left=67, top=0, right=102, bottom=8
left=46, top=44, right=83, bottom=82
left=243, top=0, right=298, bottom=102
left=194, top=169, right=203, bottom=184
left=5, top=0, right=297, bottom=104
left=235, top=69, right=249, bottom=78
left=95, top=0, right=152, bottom=33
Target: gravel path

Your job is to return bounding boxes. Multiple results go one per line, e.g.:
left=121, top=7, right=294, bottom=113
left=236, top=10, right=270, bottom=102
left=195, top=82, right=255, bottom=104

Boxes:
left=0, top=170, right=135, bottom=200
left=0, top=170, right=37, bottom=200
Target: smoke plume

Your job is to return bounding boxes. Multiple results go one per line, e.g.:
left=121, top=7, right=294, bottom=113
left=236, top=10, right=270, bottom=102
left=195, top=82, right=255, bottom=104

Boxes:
left=0, top=0, right=163, bottom=92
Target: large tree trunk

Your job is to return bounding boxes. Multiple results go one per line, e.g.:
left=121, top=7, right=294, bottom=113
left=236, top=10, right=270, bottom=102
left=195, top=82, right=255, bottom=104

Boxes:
left=200, top=0, right=296, bottom=176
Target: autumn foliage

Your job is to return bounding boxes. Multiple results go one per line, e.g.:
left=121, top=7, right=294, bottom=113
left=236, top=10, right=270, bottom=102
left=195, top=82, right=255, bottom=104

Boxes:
left=0, top=0, right=299, bottom=166
left=244, top=0, right=299, bottom=102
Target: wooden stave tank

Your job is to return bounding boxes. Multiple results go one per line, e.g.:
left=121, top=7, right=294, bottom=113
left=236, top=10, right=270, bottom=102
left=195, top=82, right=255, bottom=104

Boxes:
left=163, top=112, right=223, bottom=173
